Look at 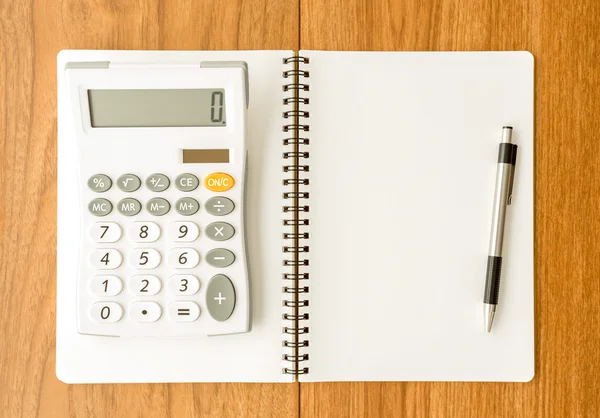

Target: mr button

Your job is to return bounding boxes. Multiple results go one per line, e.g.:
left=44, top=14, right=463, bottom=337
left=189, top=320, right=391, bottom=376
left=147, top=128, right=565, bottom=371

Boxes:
left=204, top=173, right=234, bottom=192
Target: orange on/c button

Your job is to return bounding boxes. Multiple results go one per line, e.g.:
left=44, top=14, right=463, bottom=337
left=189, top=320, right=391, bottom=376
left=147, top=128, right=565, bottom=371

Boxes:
left=204, top=173, right=235, bottom=192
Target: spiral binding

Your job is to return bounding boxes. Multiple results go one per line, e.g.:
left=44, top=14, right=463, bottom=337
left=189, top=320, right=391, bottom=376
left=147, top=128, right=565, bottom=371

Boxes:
left=282, top=55, right=310, bottom=377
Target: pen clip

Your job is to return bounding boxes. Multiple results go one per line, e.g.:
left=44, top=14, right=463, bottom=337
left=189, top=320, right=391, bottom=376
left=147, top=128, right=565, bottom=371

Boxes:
left=507, top=173, right=515, bottom=205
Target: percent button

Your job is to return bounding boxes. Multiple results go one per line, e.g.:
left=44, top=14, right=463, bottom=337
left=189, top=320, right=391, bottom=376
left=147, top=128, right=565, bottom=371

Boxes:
left=87, top=174, right=112, bottom=193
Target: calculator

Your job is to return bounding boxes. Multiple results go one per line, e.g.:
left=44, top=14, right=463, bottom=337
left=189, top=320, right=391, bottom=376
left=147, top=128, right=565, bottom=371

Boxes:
left=64, top=61, right=250, bottom=337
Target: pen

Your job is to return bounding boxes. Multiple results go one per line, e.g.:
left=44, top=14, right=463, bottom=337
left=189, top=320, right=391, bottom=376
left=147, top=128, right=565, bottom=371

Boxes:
left=484, top=126, right=518, bottom=332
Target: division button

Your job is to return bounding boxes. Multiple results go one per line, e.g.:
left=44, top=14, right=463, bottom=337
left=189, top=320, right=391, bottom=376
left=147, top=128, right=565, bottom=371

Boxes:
left=175, top=197, right=199, bottom=216
left=146, top=197, right=170, bottom=216
left=87, top=174, right=112, bottom=192
left=117, top=198, right=142, bottom=216
left=175, top=173, right=199, bottom=192
left=206, top=274, right=236, bottom=322
left=205, top=222, right=235, bottom=241
left=168, top=301, right=200, bottom=322
left=206, top=248, right=235, bottom=268
left=117, top=174, right=142, bottom=192
left=205, top=196, right=235, bottom=216
left=146, top=173, right=170, bottom=192
left=129, top=301, right=162, bottom=322
left=88, top=198, right=112, bottom=216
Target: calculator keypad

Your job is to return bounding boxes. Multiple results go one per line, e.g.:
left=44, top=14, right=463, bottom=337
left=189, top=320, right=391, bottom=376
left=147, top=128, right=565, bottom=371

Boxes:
left=80, top=171, right=244, bottom=337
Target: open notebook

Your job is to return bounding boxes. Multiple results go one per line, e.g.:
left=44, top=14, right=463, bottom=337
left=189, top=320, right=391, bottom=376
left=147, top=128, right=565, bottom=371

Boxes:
left=57, top=50, right=534, bottom=383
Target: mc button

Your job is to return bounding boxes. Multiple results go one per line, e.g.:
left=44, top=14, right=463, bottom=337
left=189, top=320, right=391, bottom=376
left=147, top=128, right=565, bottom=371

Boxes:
left=204, top=173, right=235, bottom=192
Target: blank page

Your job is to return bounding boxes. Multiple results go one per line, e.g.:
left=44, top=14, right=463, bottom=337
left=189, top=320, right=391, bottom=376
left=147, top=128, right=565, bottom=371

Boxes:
left=302, top=51, right=534, bottom=381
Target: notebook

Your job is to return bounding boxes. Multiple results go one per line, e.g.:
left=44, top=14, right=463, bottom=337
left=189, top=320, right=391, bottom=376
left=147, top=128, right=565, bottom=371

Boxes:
left=56, top=50, right=534, bottom=383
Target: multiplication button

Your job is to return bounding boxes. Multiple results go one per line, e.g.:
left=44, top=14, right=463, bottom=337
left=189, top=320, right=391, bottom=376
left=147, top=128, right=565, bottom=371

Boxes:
left=206, top=222, right=235, bottom=241
left=146, top=173, right=170, bottom=192
left=205, top=197, right=234, bottom=216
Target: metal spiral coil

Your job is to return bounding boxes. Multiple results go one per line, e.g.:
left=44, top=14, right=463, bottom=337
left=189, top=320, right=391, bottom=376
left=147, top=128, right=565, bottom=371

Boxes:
left=282, top=55, right=310, bottom=377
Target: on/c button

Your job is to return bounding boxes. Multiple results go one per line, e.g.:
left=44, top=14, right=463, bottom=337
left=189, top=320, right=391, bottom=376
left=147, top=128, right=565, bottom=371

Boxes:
left=204, top=172, right=235, bottom=192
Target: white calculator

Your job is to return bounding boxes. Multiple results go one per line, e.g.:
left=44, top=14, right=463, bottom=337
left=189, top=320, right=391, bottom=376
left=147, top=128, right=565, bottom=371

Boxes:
left=64, top=60, right=250, bottom=337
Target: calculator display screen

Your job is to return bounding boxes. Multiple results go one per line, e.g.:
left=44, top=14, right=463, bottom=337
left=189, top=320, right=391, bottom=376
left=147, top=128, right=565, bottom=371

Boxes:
left=88, top=89, right=226, bottom=127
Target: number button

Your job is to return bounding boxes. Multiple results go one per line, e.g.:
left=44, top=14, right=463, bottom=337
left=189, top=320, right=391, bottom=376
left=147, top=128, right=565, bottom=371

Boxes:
left=117, top=198, right=142, bottom=216
left=205, top=196, right=235, bottom=216
left=175, top=197, right=199, bottom=216
left=175, top=173, right=199, bottom=192
left=146, top=173, right=170, bottom=192
left=168, top=248, right=200, bottom=268
left=90, top=276, right=123, bottom=296
left=168, top=275, right=200, bottom=295
left=168, top=301, right=201, bottom=322
left=168, top=222, right=199, bottom=242
left=206, top=222, right=235, bottom=241
left=130, top=248, right=161, bottom=269
left=90, top=222, right=122, bottom=243
left=90, top=249, right=123, bottom=269
left=88, top=198, right=112, bottom=216
left=90, top=302, right=123, bottom=323
left=147, top=198, right=170, bottom=216
left=129, top=275, right=161, bottom=296
left=128, top=222, right=161, bottom=243
left=117, top=174, right=141, bottom=192
left=129, top=302, right=162, bottom=322
left=87, top=174, right=112, bottom=192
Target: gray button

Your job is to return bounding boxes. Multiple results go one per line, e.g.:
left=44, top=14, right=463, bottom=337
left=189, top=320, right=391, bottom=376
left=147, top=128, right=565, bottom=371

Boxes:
left=205, top=197, right=235, bottom=216
left=88, top=198, right=112, bottom=216
left=117, top=198, right=142, bottom=216
left=147, top=198, right=170, bottom=216
left=206, top=274, right=236, bottom=322
left=206, top=249, right=235, bottom=268
left=146, top=173, right=170, bottom=192
left=175, top=197, right=199, bottom=216
left=206, top=222, right=235, bottom=241
left=87, top=174, right=112, bottom=192
left=117, top=174, right=141, bottom=192
left=175, top=173, right=199, bottom=192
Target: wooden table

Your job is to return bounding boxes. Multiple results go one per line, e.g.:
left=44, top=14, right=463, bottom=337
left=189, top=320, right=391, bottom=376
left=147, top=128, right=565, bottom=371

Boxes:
left=1, top=0, right=598, bottom=416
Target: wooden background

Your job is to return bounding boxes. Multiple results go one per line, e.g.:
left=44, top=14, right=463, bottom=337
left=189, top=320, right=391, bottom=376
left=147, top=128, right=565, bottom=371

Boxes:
left=1, top=0, right=599, bottom=416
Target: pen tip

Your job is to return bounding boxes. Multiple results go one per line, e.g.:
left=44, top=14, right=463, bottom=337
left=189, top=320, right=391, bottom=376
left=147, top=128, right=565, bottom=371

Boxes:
left=503, top=126, right=513, bottom=130
left=484, top=304, right=496, bottom=333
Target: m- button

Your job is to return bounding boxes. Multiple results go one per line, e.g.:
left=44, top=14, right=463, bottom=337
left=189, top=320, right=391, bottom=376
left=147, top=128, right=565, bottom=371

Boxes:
left=204, top=173, right=235, bottom=192
left=175, top=173, right=199, bottom=192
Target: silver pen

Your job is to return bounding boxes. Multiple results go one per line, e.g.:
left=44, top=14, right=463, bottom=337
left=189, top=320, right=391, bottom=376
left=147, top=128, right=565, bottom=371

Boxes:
left=484, top=126, right=518, bottom=332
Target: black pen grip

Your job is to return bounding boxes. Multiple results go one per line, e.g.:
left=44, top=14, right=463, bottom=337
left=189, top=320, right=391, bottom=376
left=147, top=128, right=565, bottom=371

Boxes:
left=484, top=256, right=503, bottom=304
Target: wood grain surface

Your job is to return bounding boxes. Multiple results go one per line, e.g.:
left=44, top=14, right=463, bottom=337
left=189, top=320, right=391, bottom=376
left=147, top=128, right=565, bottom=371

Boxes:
left=0, top=0, right=298, bottom=417
left=2, top=0, right=600, bottom=416
left=301, top=0, right=600, bottom=417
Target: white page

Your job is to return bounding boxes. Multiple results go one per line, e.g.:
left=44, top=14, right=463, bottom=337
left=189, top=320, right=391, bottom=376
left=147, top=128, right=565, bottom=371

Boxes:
left=301, top=51, right=534, bottom=381
left=57, top=50, right=293, bottom=383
